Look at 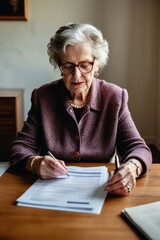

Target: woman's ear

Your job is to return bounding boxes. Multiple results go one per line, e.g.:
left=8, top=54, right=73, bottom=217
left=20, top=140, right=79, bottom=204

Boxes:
left=94, top=71, right=99, bottom=77
left=94, top=62, right=100, bottom=77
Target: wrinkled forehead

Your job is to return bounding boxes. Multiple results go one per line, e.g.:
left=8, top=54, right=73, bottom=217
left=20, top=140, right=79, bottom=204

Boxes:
left=60, top=42, right=94, bottom=63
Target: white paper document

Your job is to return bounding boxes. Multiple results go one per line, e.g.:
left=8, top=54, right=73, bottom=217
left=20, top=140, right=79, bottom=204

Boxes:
left=0, top=162, right=10, bottom=176
left=122, top=201, right=160, bottom=240
left=17, top=166, right=109, bottom=214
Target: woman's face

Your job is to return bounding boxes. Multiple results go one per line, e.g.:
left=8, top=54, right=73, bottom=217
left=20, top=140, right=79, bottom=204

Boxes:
left=59, top=42, right=99, bottom=97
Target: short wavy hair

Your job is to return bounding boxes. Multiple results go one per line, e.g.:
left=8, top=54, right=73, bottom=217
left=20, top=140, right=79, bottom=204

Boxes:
left=47, top=23, right=109, bottom=70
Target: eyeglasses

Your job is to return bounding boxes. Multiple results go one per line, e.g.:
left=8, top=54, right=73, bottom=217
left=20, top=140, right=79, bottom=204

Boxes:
left=59, top=60, right=95, bottom=74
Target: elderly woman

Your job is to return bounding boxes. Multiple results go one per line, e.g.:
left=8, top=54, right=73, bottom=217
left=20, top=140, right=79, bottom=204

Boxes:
left=10, top=23, right=152, bottom=196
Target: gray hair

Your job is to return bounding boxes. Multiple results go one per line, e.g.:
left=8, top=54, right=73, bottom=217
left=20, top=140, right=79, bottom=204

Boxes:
left=47, top=23, right=109, bottom=69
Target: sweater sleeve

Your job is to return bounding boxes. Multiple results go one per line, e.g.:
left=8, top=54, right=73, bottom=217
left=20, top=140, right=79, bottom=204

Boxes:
left=116, top=89, right=152, bottom=175
left=10, top=89, right=41, bottom=166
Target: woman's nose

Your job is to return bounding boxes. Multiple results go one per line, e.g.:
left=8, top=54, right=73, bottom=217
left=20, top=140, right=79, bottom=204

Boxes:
left=72, top=66, right=81, bottom=79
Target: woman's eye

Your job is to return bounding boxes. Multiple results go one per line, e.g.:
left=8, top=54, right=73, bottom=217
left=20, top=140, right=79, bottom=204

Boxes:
left=64, top=64, right=73, bottom=68
left=80, top=63, right=90, bottom=68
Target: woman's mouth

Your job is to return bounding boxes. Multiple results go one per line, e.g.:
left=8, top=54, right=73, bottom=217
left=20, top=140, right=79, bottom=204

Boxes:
left=71, top=82, right=84, bottom=87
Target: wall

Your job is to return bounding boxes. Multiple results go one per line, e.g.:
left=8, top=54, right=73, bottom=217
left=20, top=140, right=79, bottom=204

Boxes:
left=0, top=0, right=99, bottom=119
left=103, top=0, right=158, bottom=143
left=0, top=0, right=159, bottom=146
left=156, top=0, right=160, bottom=149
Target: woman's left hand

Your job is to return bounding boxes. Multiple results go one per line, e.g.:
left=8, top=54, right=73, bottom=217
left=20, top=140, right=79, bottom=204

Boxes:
left=105, top=160, right=141, bottom=196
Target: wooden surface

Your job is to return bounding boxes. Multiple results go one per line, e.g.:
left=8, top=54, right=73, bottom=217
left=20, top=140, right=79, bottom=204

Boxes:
left=0, top=163, right=160, bottom=240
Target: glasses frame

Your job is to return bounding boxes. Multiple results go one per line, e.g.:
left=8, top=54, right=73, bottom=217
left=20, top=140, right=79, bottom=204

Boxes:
left=59, top=60, right=95, bottom=75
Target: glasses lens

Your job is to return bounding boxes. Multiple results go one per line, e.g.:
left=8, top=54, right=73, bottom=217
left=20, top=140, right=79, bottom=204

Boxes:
left=60, top=61, right=94, bottom=74
left=60, top=63, right=74, bottom=74
left=79, top=62, right=93, bottom=73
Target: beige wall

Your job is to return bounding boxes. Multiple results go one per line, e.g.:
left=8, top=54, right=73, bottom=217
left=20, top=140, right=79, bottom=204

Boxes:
left=155, top=0, right=160, bottom=148
left=0, top=0, right=159, bottom=147
left=103, top=0, right=158, bottom=144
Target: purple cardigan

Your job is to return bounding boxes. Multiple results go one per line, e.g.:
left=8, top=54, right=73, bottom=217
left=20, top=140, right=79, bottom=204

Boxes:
left=10, top=78, right=152, bottom=174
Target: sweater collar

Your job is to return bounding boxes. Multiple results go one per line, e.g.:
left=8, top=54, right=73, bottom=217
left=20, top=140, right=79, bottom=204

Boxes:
left=61, top=78, right=103, bottom=111
left=89, top=78, right=103, bottom=111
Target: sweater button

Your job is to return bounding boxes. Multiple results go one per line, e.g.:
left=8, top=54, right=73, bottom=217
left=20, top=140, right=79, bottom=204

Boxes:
left=74, top=151, right=80, bottom=158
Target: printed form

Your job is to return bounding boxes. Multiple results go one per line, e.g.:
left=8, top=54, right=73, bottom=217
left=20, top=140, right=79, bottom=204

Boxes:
left=17, top=166, right=109, bottom=214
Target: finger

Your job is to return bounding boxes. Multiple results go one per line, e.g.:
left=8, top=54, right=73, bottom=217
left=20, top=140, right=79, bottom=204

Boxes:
left=107, top=168, right=128, bottom=186
left=106, top=174, right=134, bottom=190
left=126, top=183, right=132, bottom=193
left=105, top=173, right=136, bottom=195
left=38, top=160, right=65, bottom=179
left=109, top=185, right=131, bottom=196
left=45, top=156, right=68, bottom=175
left=108, top=170, right=115, bottom=181
left=105, top=177, right=126, bottom=192
left=106, top=168, right=136, bottom=190
left=58, top=160, right=68, bottom=170
left=47, top=152, right=67, bottom=170
left=106, top=180, right=134, bottom=196
left=107, top=163, right=134, bottom=186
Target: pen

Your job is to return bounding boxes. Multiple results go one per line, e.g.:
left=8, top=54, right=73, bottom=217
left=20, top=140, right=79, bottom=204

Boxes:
left=47, top=151, right=57, bottom=161
left=115, top=154, right=120, bottom=174
left=47, top=151, right=69, bottom=176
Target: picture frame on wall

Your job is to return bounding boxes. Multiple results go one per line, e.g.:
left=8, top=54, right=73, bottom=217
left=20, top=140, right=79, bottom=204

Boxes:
left=0, top=0, right=28, bottom=20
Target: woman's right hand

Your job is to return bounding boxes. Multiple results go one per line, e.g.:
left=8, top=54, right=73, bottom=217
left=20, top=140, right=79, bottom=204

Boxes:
left=25, top=155, right=68, bottom=179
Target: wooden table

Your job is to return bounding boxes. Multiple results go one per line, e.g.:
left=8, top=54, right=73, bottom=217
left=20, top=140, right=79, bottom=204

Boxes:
left=0, top=163, right=160, bottom=240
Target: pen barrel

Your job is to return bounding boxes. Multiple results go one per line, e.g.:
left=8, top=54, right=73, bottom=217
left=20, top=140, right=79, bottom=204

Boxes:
left=115, top=155, right=120, bottom=173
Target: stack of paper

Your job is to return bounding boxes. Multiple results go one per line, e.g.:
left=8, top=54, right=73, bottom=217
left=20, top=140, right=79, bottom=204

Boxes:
left=122, top=201, right=160, bottom=240
left=17, top=166, right=109, bottom=214
left=0, top=162, right=10, bottom=176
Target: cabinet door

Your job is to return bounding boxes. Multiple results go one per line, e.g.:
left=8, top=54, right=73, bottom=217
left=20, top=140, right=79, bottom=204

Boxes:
left=0, top=132, right=15, bottom=160
left=0, top=98, right=16, bottom=161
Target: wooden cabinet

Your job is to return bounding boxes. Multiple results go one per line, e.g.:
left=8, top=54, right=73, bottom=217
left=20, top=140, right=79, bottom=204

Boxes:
left=0, top=89, right=23, bottom=161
